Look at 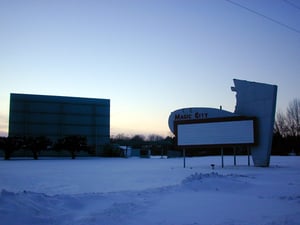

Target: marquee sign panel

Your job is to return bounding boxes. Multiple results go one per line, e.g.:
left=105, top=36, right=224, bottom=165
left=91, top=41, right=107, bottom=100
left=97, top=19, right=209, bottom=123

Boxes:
left=176, top=117, right=256, bottom=147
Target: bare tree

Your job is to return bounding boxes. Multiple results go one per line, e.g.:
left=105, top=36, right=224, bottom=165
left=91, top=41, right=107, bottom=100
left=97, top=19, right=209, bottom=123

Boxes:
left=147, top=134, right=164, bottom=142
left=23, top=136, right=52, bottom=160
left=130, top=135, right=145, bottom=148
left=54, top=135, right=87, bottom=159
left=0, top=136, right=23, bottom=160
left=274, top=110, right=288, bottom=137
left=286, top=98, right=300, bottom=137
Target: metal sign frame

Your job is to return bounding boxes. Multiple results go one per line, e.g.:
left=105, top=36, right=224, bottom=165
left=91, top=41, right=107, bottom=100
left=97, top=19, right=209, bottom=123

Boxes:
left=174, top=116, right=257, bottom=168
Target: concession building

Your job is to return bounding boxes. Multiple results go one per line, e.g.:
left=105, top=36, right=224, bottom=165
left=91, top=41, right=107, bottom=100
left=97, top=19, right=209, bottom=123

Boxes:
left=9, top=93, right=110, bottom=156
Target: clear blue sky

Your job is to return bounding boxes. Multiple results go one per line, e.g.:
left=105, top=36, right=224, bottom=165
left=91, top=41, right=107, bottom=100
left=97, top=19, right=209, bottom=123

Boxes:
left=1, top=0, right=299, bottom=137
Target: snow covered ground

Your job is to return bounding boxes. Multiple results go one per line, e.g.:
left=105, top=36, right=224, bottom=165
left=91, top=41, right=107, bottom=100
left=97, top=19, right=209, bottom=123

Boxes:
left=0, top=156, right=299, bottom=225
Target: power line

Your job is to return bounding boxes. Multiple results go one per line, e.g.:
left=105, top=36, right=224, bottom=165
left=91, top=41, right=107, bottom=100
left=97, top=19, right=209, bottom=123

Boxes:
left=225, top=0, right=300, bottom=35
left=282, top=0, right=300, bottom=12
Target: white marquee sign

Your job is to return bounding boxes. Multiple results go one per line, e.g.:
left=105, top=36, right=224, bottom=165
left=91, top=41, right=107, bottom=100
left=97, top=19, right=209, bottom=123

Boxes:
left=176, top=117, right=256, bottom=147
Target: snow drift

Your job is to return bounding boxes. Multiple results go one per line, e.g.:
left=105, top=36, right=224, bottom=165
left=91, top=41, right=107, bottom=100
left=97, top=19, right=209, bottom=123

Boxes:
left=0, top=156, right=299, bottom=225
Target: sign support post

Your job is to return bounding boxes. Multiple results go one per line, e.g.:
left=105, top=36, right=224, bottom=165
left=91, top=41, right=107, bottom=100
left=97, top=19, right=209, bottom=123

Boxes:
left=234, top=147, right=237, bottom=166
left=183, top=148, right=186, bottom=168
left=247, top=146, right=251, bottom=166
left=221, top=147, right=224, bottom=168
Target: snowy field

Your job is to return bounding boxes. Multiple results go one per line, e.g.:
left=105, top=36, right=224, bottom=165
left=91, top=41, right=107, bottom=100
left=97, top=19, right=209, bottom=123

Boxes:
left=0, top=156, right=299, bottom=225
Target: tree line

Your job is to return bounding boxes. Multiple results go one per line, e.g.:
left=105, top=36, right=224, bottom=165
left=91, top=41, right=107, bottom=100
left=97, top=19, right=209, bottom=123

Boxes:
left=0, top=135, right=93, bottom=160
left=104, top=134, right=175, bottom=157
left=0, top=133, right=175, bottom=160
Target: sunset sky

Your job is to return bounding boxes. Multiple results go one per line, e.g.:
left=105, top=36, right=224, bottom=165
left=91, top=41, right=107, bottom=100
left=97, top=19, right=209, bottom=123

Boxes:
left=1, top=0, right=299, bottom=137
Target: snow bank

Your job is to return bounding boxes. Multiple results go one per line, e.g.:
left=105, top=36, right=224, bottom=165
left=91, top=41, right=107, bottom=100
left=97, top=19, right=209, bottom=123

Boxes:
left=0, top=156, right=299, bottom=225
left=181, top=172, right=252, bottom=192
